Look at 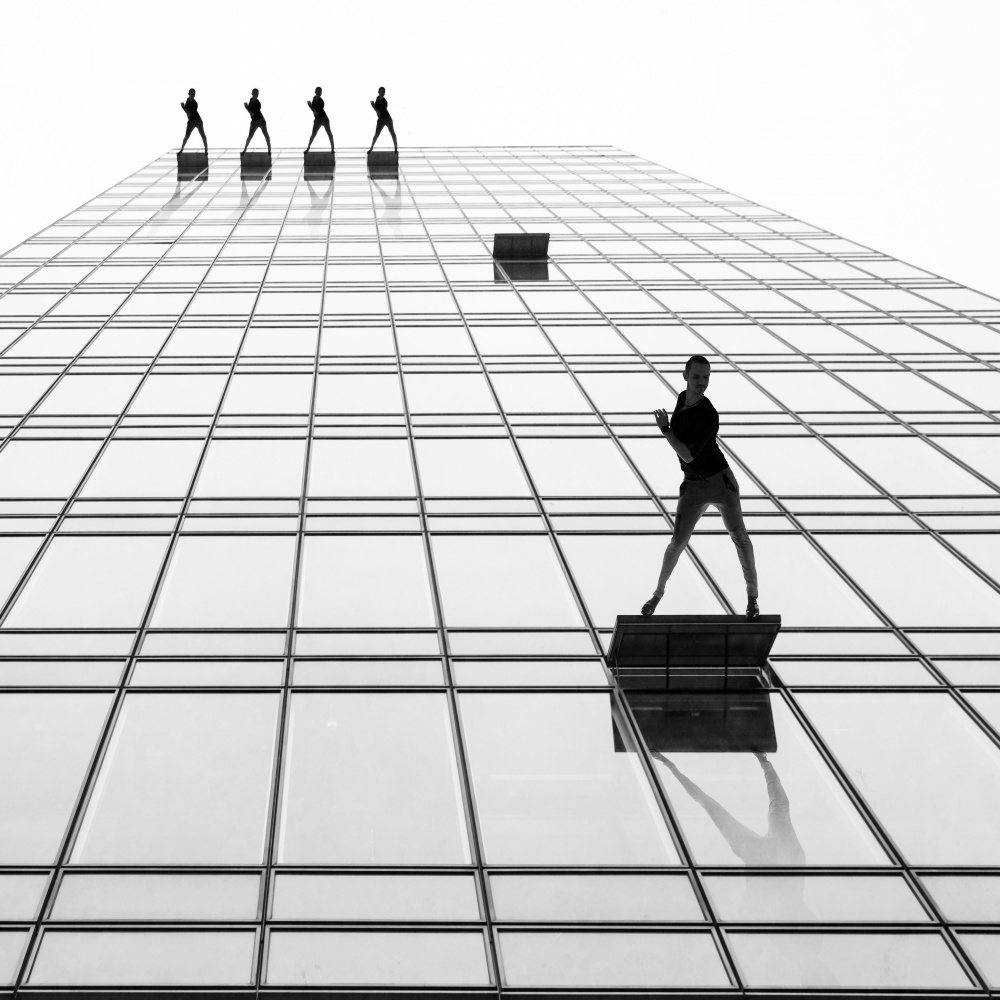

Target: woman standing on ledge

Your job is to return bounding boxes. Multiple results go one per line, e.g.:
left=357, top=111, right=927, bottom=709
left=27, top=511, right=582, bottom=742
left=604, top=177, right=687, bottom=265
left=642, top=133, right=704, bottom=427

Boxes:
left=305, top=87, right=335, bottom=154
left=178, top=89, right=208, bottom=154
left=367, top=87, right=398, bottom=154
left=241, top=88, right=271, bottom=157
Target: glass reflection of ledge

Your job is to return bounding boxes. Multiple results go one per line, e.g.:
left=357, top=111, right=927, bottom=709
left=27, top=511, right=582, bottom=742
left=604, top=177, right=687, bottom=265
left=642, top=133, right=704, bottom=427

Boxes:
left=304, top=150, right=335, bottom=179
left=176, top=151, right=208, bottom=182
left=241, top=150, right=272, bottom=180
left=367, top=150, right=399, bottom=179
left=621, top=687, right=777, bottom=754
left=494, top=260, right=550, bottom=282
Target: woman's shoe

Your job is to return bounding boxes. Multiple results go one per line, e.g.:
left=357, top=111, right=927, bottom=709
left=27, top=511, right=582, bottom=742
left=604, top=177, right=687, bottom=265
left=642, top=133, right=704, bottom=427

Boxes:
left=641, top=594, right=662, bottom=616
left=746, top=597, right=760, bottom=619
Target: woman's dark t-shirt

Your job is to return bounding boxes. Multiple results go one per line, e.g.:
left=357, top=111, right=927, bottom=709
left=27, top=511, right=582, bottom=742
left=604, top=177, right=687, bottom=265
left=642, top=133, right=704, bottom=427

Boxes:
left=668, top=391, right=729, bottom=479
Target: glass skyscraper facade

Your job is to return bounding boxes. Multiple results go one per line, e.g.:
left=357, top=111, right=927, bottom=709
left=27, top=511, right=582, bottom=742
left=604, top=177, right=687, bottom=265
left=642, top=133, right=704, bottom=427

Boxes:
left=0, top=145, right=998, bottom=996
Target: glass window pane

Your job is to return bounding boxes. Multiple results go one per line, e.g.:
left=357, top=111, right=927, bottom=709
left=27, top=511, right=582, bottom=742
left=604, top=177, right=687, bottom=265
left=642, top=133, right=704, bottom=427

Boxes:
left=404, top=373, right=497, bottom=414
left=29, top=931, right=255, bottom=986
left=271, top=873, right=479, bottom=920
left=575, top=372, right=670, bottom=412
left=433, top=535, right=584, bottom=627
left=0, top=440, right=101, bottom=497
left=0, top=873, right=48, bottom=919
left=820, top=534, right=1000, bottom=627
left=315, top=374, right=403, bottom=414
left=704, top=874, right=927, bottom=922
left=751, top=371, right=873, bottom=412
left=80, top=440, right=203, bottom=497
left=958, top=933, right=1000, bottom=987
left=0, top=374, right=57, bottom=416
left=309, top=439, right=414, bottom=496
left=52, top=873, right=260, bottom=920
left=491, top=372, right=592, bottom=413
left=194, top=439, right=306, bottom=497
left=415, top=439, right=530, bottom=496
left=277, top=693, right=470, bottom=863
left=297, top=535, right=435, bottom=628
left=490, top=873, right=702, bottom=921
left=72, top=693, right=279, bottom=864
left=727, top=931, right=970, bottom=990
left=460, top=693, right=679, bottom=864
left=498, top=931, right=728, bottom=988
left=921, top=875, right=1000, bottom=921
left=150, top=536, right=296, bottom=628
left=0, top=693, right=111, bottom=863
left=800, top=692, right=1000, bottom=864
left=221, top=373, right=312, bottom=414
left=35, top=374, right=142, bottom=415
left=4, top=536, right=169, bottom=629
left=726, top=438, right=877, bottom=496
left=653, top=696, right=887, bottom=866
left=841, top=371, right=971, bottom=411
left=834, top=437, right=988, bottom=495
left=128, top=373, right=228, bottom=415
left=519, top=438, right=645, bottom=495
left=0, top=932, right=28, bottom=987
left=265, top=931, right=490, bottom=986
left=560, top=535, right=725, bottom=627
left=0, top=537, right=42, bottom=606
left=692, top=533, right=882, bottom=627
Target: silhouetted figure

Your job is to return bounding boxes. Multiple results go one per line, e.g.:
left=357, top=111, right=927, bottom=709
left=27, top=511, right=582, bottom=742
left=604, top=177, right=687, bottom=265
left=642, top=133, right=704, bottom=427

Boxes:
left=305, top=87, right=334, bottom=153
left=655, top=751, right=836, bottom=983
left=642, top=355, right=759, bottom=619
left=179, top=89, right=208, bottom=154
left=367, top=87, right=398, bottom=153
left=656, top=751, right=804, bottom=867
left=242, top=88, right=271, bottom=156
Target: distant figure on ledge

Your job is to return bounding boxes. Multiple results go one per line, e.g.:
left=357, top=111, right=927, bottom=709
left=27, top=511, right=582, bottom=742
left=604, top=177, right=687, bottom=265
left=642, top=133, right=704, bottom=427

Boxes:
left=305, top=86, right=334, bottom=154
left=642, top=355, right=759, bottom=619
left=367, top=87, right=398, bottom=154
left=241, top=88, right=271, bottom=156
left=179, top=89, right=208, bottom=154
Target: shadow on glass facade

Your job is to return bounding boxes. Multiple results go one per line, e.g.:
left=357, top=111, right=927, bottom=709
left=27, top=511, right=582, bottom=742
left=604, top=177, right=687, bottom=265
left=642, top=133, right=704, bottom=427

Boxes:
left=0, top=145, right=998, bottom=996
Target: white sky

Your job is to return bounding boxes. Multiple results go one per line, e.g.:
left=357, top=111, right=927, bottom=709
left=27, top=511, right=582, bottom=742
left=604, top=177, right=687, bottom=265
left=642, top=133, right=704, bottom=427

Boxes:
left=2, top=0, right=999, bottom=297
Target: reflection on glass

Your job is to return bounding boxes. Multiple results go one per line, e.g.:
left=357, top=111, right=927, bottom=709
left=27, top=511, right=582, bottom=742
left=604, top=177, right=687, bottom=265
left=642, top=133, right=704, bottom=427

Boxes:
left=727, top=931, right=970, bottom=989
left=460, top=693, right=678, bottom=864
left=29, top=931, right=255, bottom=986
left=498, top=931, right=728, bottom=987
left=705, top=874, right=927, bottom=923
left=72, top=693, right=279, bottom=864
left=277, top=693, right=470, bottom=863
left=652, top=696, right=886, bottom=866
left=266, top=931, right=491, bottom=986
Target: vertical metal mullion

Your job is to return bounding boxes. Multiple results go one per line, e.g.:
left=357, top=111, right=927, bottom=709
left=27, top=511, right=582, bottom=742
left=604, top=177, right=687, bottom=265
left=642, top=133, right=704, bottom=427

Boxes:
left=252, top=155, right=337, bottom=995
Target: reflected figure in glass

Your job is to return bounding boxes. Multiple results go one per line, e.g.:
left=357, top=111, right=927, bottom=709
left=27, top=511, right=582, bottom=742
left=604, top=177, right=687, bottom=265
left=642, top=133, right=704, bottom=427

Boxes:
left=241, top=88, right=271, bottom=156
left=367, top=87, right=398, bottom=154
left=178, top=88, right=207, bottom=154
left=643, top=355, right=759, bottom=618
left=304, top=87, right=334, bottom=154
